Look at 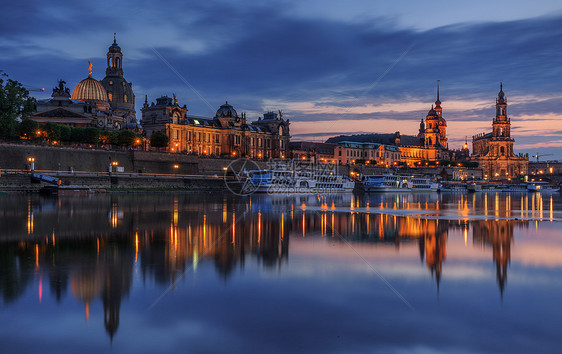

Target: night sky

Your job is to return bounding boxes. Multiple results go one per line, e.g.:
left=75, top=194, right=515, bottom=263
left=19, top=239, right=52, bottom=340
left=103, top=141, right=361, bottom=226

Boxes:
left=1, top=0, right=561, bottom=158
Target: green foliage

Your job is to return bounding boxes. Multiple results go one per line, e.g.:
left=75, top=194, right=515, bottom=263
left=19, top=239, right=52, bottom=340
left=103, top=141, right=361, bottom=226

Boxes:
left=117, top=129, right=136, bottom=146
left=0, top=73, right=36, bottom=139
left=99, top=130, right=118, bottom=145
left=83, top=127, right=100, bottom=144
left=43, top=122, right=61, bottom=141
left=70, top=127, right=85, bottom=142
left=59, top=125, right=72, bottom=142
left=150, top=131, right=169, bottom=148
left=18, top=119, right=39, bottom=139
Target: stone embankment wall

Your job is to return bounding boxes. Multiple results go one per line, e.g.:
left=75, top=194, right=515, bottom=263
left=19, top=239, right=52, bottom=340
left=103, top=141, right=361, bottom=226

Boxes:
left=0, top=143, right=267, bottom=176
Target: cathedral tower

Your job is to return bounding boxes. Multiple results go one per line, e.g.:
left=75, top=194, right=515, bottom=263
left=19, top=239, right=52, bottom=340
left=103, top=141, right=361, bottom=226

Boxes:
left=100, top=33, right=136, bottom=122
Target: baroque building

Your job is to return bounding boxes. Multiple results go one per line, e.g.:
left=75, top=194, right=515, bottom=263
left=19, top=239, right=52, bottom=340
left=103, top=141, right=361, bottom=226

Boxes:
left=30, top=35, right=136, bottom=130
left=327, top=82, right=450, bottom=166
left=471, top=83, right=528, bottom=179
left=141, top=95, right=290, bottom=158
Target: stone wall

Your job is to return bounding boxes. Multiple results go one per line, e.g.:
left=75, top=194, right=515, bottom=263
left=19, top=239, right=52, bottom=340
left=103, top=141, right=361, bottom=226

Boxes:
left=0, top=143, right=269, bottom=175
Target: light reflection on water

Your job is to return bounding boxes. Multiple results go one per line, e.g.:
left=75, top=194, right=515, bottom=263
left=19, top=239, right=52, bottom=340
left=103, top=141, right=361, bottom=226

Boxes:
left=0, top=192, right=561, bottom=353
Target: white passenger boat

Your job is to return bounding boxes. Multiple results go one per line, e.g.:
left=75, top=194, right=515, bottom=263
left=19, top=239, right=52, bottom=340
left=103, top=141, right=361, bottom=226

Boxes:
left=362, top=174, right=409, bottom=192
left=409, top=175, right=441, bottom=192
left=527, top=182, right=560, bottom=193
left=362, top=174, right=440, bottom=192
left=243, top=164, right=354, bottom=194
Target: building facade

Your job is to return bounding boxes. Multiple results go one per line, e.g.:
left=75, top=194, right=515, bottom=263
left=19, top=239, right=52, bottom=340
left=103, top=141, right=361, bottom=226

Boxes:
left=141, top=95, right=290, bottom=158
left=289, top=142, right=336, bottom=163
left=471, top=84, right=528, bottom=179
left=333, top=141, right=401, bottom=166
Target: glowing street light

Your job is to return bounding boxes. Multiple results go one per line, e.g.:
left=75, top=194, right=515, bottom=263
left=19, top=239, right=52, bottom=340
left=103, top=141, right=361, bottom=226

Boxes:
left=27, top=157, right=35, bottom=172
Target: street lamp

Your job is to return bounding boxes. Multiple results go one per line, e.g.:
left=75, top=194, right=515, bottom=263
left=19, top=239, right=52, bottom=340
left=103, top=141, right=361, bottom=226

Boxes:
left=27, top=157, right=35, bottom=172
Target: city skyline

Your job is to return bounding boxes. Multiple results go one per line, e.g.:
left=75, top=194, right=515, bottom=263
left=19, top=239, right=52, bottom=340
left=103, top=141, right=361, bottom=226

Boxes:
left=1, top=1, right=561, bottom=158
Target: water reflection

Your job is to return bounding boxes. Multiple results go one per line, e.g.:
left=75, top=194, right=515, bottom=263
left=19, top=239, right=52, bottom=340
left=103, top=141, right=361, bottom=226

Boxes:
left=0, top=192, right=560, bottom=346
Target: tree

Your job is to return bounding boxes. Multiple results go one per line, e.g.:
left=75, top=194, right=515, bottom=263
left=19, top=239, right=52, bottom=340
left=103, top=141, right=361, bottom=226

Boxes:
left=117, top=130, right=136, bottom=147
left=18, top=119, right=39, bottom=139
left=43, top=122, right=61, bottom=141
left=83, top=127, right=100, bottom=144
left=99, top=130, right=118, bottom=145
left=59, top=124, right=72, bottom=142
left=150, top=131, right=169, bottom=148
left=0, top=73, right=36, bottom=139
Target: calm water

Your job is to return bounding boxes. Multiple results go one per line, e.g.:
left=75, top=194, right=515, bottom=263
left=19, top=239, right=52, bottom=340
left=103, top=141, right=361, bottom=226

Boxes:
left=0, top=192, right=561, bottom=353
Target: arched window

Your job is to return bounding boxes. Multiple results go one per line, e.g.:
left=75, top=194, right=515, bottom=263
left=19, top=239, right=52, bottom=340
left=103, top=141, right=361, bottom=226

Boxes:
left=500, top=146, right=505, bottom=155
left=108, top=92, right=113, bottom=101
left=116, top=57, right=121, bottom=68
left=124, top=94, right=127, bottom=103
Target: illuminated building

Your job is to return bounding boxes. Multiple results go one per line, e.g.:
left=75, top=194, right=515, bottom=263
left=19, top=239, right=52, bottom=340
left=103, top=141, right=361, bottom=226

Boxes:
left=289, top=141, right=336, bottom=162
left=327, top=82, right=450, bottom=166
left=333, top=141, right=401, bottom=166
left=141, top=96, right=290, bottom=157
left=30, top=35, right=137, bottom=130
left=471, top=83, right=529, bottom=179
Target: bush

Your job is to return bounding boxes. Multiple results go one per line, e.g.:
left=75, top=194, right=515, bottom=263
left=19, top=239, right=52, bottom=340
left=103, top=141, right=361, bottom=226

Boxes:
left=150, top=131, right=169, bottom=148
left=43, top=122, right=61, bottom=141
left=117, top=130, right=136, bottom=146
left=18, top=119, right=39, bottom=139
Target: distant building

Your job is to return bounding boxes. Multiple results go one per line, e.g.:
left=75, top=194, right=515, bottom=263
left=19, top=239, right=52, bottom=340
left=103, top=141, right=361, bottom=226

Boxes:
left=289, top=141, right=336, bottom=162
left=326, top=82, right=451, bottom=166
left=30, top=35, right=136, bottom=130
left=471, top=83, right=528, bottom=179
left=141, top=95, right=290, bottom=158
left=528, top=161, right=562, bottom=175
left=333, top=141, right=401, bottom=166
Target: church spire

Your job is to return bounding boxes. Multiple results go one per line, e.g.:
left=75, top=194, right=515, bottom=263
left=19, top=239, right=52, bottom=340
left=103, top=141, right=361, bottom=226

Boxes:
left=435, top=80, right=441, bottom=106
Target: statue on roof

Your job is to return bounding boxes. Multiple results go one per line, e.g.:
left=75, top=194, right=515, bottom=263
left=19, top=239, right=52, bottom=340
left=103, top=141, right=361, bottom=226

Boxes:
left=278, top=110, right=283, bottom=120
left=52, top=79, right=70, bottom=98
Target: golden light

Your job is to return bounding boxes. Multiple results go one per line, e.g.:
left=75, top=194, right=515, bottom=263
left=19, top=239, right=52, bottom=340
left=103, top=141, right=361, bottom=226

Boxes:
left=112, top=161, right=119, bottom=166
left=365, top=160, right=370, bottom=164
left=27, top=157, right=35, bottom=162
left=173, top=164, right=179, bottom=169
left=222, top=166, right=228, bottom=171
left=135, top=138, right=141, bottom=144
left=258, top=153, right=262, bottom=158
left=281, top=155, right=285, bottom=159
left=232, top=151, right=237, bottom=156
left=549, top=167, right=553, bottom=174
left=302, top=156, right=306, bottom=160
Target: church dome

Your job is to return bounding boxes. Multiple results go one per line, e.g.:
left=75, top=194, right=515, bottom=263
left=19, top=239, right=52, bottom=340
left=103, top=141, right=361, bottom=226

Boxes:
left=427, top=105, right=437, bottom=117
left=215, top=101, right=238, bottom=118
left=72, top=75, right=109, bottom=103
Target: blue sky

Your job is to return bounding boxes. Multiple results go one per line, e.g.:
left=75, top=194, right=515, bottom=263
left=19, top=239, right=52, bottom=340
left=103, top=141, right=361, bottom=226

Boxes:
left=1, top=0, right=561, bottom=158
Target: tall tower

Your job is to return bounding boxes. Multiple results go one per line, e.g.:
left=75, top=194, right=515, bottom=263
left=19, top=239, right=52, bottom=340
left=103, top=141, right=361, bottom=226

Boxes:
left=424, top=105, right=439, bottom=147
left=434, top=80, right=447, bottom=149
left=106, top=33, right=123, bottom=77
left=100, top=33, right=136, bottom=122
left=492, top=82, right=510, bottom=139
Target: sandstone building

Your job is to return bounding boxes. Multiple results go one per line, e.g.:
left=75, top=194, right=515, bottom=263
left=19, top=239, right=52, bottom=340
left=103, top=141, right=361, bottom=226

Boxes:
left=141, top=95, right=290, bottom=158
left=471, top=84, right=528, bottom=179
